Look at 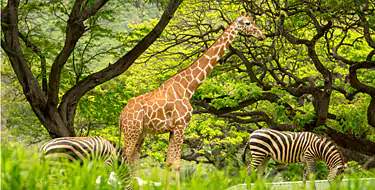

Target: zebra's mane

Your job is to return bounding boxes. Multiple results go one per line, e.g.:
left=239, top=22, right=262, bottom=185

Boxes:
left=108, top=140, right=127, bottom=159
left=108, top=139, right=119, bottom=149
left=315, top=133, right=336, bottom=145
left=313, top=133, right=345, bottom=161
left=312, top=133, right=337, bottom=147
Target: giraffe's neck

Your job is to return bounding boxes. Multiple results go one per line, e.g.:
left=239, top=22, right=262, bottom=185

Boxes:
left=165, top=23, right=239, bottom=99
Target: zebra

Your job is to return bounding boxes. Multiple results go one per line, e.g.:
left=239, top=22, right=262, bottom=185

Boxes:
left=39, top=136, right=131, bottom=189
left=242, top=129, right=347, bottom=184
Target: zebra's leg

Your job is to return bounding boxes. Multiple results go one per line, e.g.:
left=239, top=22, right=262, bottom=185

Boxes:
left=249, top=155, right=267, bottom=181
left=304, top=160, right=316, bottom=189
left=256, top=156, right=270, bottom=180
left=303, top=162, right=308, bottom=189
left=246, top=163, right=252, bottom=176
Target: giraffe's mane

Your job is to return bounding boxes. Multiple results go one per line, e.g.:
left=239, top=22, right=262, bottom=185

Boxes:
left=168, top=66, right=189, bottom=79
left=163, top=22, right=236, bottom=82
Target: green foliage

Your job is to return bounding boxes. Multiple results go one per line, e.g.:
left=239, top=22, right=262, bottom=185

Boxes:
left=1, top=142, right=130, bottom=190
left=2, top=143, right=375, bottom=190
left=2, top=0, right=375, bottom=178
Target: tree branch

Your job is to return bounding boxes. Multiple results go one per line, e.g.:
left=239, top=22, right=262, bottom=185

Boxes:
left=48, top=0, right=108, bottom=109
left=58, top=0, right=183, bottom=129
left=324, top=127, right=375, bottom=156
left=18, top=32, right=48, bottom=95
left=81, top=0, right=109, bottom=21
left=1, top=0, right=46, bottom=108
left=191, top=92, right=294, bottom=116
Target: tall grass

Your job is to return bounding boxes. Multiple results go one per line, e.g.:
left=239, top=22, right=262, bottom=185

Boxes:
left=1, top=144, right=124, bottom=190
left=1, top=143, right=375, bottom=190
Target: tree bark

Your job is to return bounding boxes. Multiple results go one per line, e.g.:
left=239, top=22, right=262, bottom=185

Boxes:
left=324, top=127, right=375, bottom=158
left=349, top=62, right=375, bottom=128
left=339, top=148, right=375, bottom=169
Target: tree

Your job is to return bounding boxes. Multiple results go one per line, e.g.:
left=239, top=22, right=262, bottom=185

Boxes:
left=129, top=0, right=375, bottom=167
left=2, top=0, right=374, bottom=172
left=1, top=0, right=183, bottom=138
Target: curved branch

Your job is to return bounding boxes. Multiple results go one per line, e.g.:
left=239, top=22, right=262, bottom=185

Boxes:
left=58, top=0, right=183, bottom=128
left=1, top=0, right=46, bottom=106
left=81, top=0, right=109, bottom=21
left=191, top=92, right=294, bottom=116
left=18, top=32, right=48, bottom=95
left=181, top=150, right=214, bottom=164
left=229, top=45, right=261, bottom=83
left=349, top=62, right=375, bottom=95
left=324, top=127, right=375, bottom=156
left=192, top=94, right=297, bottom=131
left=48, top=0, right=109, bottom=108
left=361, top=3, right=375, bottom=49
left=279, top=15, right=311, bottom=45
left=332, top=86, right=359, bottom=101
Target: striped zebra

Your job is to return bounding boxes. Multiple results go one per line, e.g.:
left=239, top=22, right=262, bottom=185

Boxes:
left=242, top=129, right=347, bottom=183
left=39, top=136, right=131, bottom=189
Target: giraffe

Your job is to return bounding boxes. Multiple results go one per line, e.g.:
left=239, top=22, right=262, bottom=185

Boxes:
left=118, top=12, right=266, bottom=187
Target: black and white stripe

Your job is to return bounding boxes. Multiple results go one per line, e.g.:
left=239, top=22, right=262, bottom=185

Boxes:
left=39, top=136, right=131, bottom=188
left=242, top=129, right=347, bottom=181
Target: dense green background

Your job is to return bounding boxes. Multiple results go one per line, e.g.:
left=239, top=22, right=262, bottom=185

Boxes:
left=1, top=0, right=375, bottom=187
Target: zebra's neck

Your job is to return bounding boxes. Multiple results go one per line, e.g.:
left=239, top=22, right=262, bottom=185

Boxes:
left=116, top=147, right=128, bottom=165
left=318, top=138, right=344, bottom=169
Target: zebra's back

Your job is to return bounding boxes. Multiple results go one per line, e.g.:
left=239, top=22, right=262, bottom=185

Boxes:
left=39, top=136, right=116, bottom=163
left=39, top=136, right=132, bottom=189
left=249, top=129, right=319, bottom=164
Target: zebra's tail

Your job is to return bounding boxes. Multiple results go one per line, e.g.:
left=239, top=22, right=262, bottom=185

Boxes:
left=242, top=139, right=250, bottom=166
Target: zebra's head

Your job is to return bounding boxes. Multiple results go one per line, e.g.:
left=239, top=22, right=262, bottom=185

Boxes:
left=115, top=147, right=128, bottom=166
left=318, top=136, right=347, bottom=180
left=328, top=163, right=348, bottom=180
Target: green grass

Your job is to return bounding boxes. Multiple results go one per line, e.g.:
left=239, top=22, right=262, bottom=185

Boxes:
left=1, top=143, right=375, bottom=190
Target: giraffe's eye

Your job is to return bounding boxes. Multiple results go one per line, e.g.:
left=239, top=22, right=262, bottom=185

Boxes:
left=245, top=21, right=250, bottom=26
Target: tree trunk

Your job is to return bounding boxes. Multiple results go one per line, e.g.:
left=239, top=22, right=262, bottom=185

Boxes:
left=312, top=91, right=331, bottom=127
left=339, top=148, right=375, bottom=169
left=1, top=0, right=183, bottom=138
left=31, top=105, right=73, bottom=138
left=368, top=97, right=375, bottom=128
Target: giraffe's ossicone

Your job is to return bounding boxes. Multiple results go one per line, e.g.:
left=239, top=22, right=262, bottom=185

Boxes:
left=118, top=12, right=266, bottom=187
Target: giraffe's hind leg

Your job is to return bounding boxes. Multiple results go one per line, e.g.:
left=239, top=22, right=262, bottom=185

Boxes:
left=123, top=128, right=141, bottom=169
left=165, top=127, right=185, bottom=189
left=132, top=133, right=146, bottom=169
left=121, top=112, right=144, bottom=172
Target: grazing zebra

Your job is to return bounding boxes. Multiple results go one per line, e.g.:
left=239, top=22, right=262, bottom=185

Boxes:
left=242, top=129, right=347, bottom=183
left=39, top=136, right=131, bottom=189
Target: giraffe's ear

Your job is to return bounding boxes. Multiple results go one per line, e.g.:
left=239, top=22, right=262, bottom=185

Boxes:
left=242, top=12, right=247, bottom=17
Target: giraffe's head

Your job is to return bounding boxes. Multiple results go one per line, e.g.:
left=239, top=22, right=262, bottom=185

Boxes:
left=235, top=12, right=266, bottom=40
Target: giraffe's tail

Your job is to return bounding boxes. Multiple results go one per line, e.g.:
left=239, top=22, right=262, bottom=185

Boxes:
left=118, top=118, right=122, bottom=150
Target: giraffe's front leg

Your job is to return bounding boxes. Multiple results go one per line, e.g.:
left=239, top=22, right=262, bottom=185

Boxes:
left=166, top=126, right=185, bottom=190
